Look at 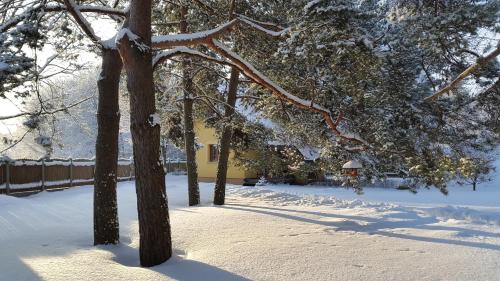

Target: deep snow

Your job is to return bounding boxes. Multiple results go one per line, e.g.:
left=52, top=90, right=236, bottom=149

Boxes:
left=0, top=175, right=499, bottom=281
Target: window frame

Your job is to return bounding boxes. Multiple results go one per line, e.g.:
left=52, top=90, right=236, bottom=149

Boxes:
left=208, top=144, right=219, bottom=162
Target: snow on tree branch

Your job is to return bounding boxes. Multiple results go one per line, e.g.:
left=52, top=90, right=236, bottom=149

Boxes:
left=238, top=17, right=289, bottom=37
left=425, top=44, right=500, bottom=101
left=151, top=16, right=288, bottom=49
left=206, top=39, right=369, bottom=148
left=115, top=28, right=149, bottom=52
left=63, top=0, right=102, bottom=46
left=152, top=19, right=239, bottom=48
left=235, top=14, right=287, bottom=30
left=152, top=47, right=233, bottom=69
left=0, top=4, right=46, bottom=33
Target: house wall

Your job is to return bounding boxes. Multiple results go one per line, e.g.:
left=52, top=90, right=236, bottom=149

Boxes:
left=194, top=121, right=257, bottom=183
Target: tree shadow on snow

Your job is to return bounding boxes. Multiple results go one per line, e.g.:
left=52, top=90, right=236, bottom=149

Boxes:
left=0, top=254, right=44, bottom=281
left=106, top=243, right=250, bottom=281
left=154, top=255, right=250, bottom=281
left=223, top=204, right=500, bottom=252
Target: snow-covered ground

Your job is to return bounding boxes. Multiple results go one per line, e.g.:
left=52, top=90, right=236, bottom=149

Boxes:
left=1, top=175, right=499, bottom=281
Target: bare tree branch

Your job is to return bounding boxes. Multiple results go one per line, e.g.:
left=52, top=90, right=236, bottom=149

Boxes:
left=0, top=96, right=93, bottom=121
left=0, top=128, right=32, bottom=154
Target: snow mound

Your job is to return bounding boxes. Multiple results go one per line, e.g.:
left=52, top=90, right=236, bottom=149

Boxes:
left=421, top=206, right=500, bottom=226
left=227, top=186, right=395, bottom=209
left=227, top=185, right=500, bottom=226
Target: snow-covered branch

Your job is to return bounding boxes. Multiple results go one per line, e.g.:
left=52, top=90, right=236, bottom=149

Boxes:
left=238, top=16, right=289, bottom=37
left=152, top=47, right=234, bottom=69
left=0, top=3, right=44, bottom=32
left=115, top=28, right=149, bottom=52
left=235, top=14, right=287, bottom=30
left=151, top=39, right=368, bottom=147
left=152, top=19, right=239, bottom=48
left=425, top=44, right=500, bottom=101
left=206, top=39, right=369, bottom=147
left=151, top=16, right=288, bottom=49
left=63, top=0, right=102, bottom=46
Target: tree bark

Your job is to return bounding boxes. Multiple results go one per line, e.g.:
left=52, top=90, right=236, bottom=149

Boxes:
left=118, top=1, right=172, bottom=267
left=214, top=67, right=239, bottom=205
left=180, top=5, right=200, bottom=206
left=94, top=48, right=122, bottom=245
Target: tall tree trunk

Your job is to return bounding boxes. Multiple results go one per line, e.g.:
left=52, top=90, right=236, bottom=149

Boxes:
left=214, top=67, right=239, bottom=205
left=94, top=48, right=122, bottom=245
left=180, top=5, right=200, bottom=206
left=117, top=1, right=172, bottom=267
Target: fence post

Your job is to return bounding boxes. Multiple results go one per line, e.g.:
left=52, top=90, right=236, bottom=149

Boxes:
left=69, top=158, right=73, bottom=187
left=129, top=160, right=133, bottom=180
left=5, top=161, right=10, bottom=195
left=41, top=159, right=45, bottom=191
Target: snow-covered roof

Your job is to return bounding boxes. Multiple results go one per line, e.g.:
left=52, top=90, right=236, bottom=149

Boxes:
left=296, top=146, right=321, bottom=161
left=236, top=101, right=277, bottom=130
left=342, top=160, right=362, bottom=169
left=267, top=141, right=321, bottom=161
left=237, top=102, right=321, bottom=161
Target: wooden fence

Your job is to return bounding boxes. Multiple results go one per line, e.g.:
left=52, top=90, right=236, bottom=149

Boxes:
left=0, top=158, right=134, bottom=195
left=0, top=158, right=188, bottom=195
left=163, top=159, right=187, bottom=174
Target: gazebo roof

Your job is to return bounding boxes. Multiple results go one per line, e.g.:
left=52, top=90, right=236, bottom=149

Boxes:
left=342, top=160, right=362, bottom=169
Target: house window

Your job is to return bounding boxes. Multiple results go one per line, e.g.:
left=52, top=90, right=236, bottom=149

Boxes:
left=209, top=144, right=219, bottom=162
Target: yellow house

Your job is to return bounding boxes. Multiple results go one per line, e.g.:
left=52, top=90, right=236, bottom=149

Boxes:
left=195, top=120, right=258, bottom=184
